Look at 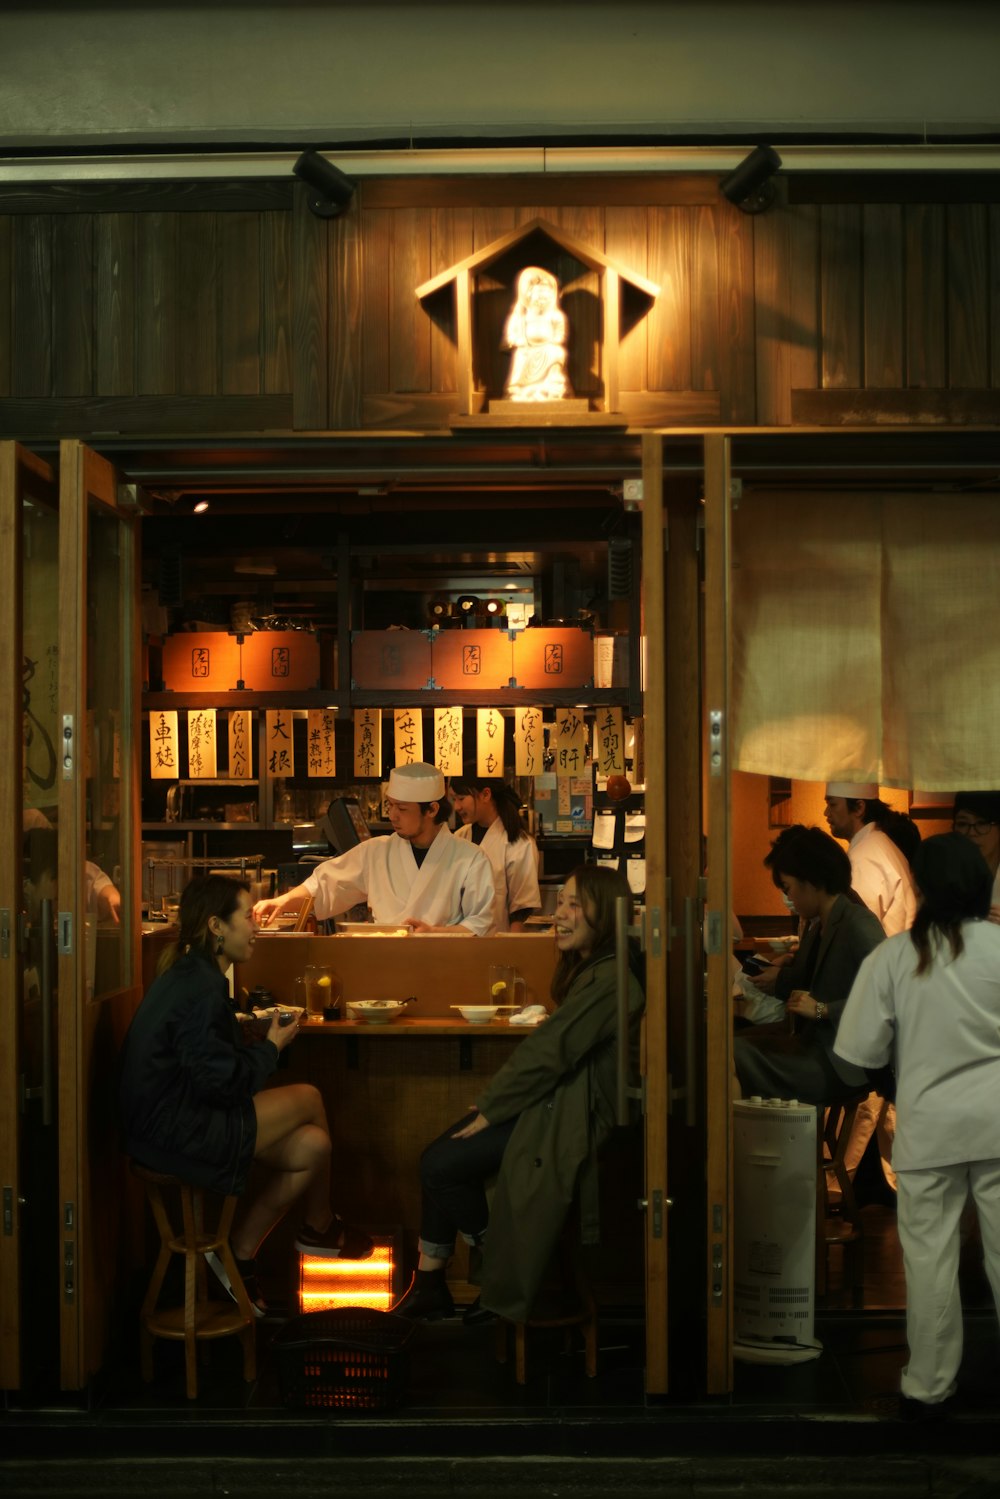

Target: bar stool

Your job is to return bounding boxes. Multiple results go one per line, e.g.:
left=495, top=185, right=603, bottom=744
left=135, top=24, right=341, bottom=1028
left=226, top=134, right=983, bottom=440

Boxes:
left=816, top=1099, right=864, bottom=1304
left=494, top=1231, right=598, bottom=1386
left=132, top=1163, right=256, bottom=1399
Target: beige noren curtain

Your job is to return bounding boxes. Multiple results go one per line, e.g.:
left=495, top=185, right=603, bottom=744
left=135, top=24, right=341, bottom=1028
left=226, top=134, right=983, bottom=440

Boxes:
left=732, top=491, right=1000, bottom=791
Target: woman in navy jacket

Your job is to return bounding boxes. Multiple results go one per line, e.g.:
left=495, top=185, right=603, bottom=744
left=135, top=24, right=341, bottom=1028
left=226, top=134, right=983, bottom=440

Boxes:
left=121, top=875, right=370, bottom=1312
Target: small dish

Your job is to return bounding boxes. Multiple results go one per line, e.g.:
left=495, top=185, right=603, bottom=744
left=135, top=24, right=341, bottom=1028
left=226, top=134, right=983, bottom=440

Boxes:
left=766, top=937, right=797, bottom=953
left=454, top=1004, right=500, bottom=1025
left=346, top=998, right=413, bottom=1025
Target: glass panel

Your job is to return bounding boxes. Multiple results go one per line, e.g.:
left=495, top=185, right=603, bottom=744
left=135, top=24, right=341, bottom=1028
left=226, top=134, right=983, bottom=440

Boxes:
left=86, top=505, right=131, bottom=999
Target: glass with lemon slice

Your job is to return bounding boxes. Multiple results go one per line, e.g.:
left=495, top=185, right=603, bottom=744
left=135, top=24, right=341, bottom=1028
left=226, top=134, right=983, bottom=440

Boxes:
left=303, top=965, right=340, bottom=1019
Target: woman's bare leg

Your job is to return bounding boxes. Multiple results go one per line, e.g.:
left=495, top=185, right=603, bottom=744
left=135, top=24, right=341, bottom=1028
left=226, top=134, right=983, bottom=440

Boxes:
left=230, top=1085, right=333, bottom=1259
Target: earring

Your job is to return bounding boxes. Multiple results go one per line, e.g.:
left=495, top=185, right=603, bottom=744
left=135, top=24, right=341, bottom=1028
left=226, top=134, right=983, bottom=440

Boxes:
left=216, top=935, right=225, bottom=954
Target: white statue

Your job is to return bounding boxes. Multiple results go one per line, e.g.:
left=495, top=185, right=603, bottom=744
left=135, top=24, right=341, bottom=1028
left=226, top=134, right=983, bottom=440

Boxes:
left=502, top=267, right=572, bottom=402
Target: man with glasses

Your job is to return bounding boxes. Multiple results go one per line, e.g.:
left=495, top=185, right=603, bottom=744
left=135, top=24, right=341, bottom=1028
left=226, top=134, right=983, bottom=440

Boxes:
left=952, top=791, right=1000, bottom=923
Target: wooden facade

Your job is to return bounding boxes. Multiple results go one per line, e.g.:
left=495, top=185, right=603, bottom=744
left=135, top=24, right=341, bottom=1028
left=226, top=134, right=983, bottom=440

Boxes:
left=2, top=174, right=999, bottom=439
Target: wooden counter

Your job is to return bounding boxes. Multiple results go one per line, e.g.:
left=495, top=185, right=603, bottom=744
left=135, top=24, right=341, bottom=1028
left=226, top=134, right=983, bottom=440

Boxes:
left=296, top=1015, right=538, bottom=1037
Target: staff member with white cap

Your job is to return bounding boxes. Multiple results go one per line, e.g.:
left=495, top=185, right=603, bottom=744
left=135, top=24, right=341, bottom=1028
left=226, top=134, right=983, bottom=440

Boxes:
left=253, top=762, right=496, bottom=935
left=823, top=782, right=917, bottom=938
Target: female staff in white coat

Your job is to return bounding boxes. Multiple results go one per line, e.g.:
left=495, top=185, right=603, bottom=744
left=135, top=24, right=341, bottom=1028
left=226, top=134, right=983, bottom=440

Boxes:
left=450, top=771, right=540, bottom=932
left=835, top=833, right=1000, bottom=1414
left=254, top=763, right=496, bottom=935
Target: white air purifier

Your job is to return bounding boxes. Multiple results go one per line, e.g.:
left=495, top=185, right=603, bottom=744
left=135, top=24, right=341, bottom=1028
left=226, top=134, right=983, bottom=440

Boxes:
left=733, top=1097, right=821, bottom=1364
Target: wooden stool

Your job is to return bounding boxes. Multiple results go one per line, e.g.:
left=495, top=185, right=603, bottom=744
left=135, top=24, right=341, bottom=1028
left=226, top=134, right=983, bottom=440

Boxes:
left=816, top=1100, right=865, bottom=1304
left=494, top=1233, right=598, bottom=1386
left=132, top=1163, right=256, bottom=1399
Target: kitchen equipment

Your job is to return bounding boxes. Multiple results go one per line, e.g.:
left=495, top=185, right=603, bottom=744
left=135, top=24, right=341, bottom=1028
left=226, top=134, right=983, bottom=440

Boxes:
left=346, top=998, right=415, bottom=1025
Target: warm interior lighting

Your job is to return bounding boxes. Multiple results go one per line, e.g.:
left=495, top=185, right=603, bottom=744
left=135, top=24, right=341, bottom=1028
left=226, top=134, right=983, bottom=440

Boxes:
left=192, top=499, right=210, bottom=513
left=298, top=1242, right=395, bottom=1313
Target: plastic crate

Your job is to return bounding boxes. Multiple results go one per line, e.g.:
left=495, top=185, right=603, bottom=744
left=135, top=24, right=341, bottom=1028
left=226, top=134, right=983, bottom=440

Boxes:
left=274, top=1307, right=415, bottom=1412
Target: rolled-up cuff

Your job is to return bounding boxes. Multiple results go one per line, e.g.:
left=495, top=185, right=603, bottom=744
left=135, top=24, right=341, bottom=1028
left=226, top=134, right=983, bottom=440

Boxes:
left=418, top=1237, right=454, bottom=1261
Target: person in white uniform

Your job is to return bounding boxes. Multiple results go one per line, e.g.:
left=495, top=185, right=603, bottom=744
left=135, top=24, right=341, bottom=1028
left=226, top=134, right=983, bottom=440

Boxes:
left=952, top=790, right=1000, bottom=922
left=824, top=781, right=920, bottom=1191
left=835, top=833, right=1000, bottom=1413
left=253, top=763, right=496, bottom=936
left=449, top=771, right=540, bottom=933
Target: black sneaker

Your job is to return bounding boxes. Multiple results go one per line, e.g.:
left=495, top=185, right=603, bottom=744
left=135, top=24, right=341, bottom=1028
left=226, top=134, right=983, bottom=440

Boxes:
left=205, top=1251, right=267, bottom=1319
left=293, top=1215, right=374, bottom=1259
left=394, top=1271, right=455, bottom=1321
left=462, top=1295, right=498, bottom=1328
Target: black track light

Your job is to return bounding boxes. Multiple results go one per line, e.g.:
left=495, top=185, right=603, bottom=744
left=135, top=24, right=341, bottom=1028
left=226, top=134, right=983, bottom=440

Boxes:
left=293, top=150, right=356, bottom=219
left=719, top=146, right=782, bottom=214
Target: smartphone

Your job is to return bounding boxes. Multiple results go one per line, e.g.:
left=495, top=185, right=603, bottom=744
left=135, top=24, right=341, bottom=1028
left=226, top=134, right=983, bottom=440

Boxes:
left=277, top=1010, right=296, bottom=1027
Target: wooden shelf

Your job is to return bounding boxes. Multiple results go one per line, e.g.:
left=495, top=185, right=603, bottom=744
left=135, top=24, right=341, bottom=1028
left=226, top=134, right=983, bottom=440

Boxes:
left=143, top=687, right=631, bottom=711
left=298, top=1016, right=531, bottom=1037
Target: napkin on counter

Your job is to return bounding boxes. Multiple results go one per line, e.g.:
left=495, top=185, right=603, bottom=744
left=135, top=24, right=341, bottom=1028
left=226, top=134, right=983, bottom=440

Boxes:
left=508, top=1005, right=548, bottom=1027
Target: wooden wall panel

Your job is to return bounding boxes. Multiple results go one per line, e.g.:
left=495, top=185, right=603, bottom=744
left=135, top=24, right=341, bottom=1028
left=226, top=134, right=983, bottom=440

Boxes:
left=388, top=208, right=432, bottom=394
left=0, top=218, right=10, bottom=396
left=176, top=213, right=218, bottom=396
left=754, top=204, right=820, bottom=425
left=716, top=206, right=755, bottom=424
left=647, top=207, right=692, bottom=391
left=51, top=215, right=94, bottom=398
left=135, top=213, right=179, bottom=396
left=291, top=184, right=328, bottom=429
left=605, top=205, right=649, bottom=393
left=992, top=205, right=1000, bottom=390
left=328, top=207, right=363, bottom=429
left=947, top=204, right=989, bottom=388
left=262, top=211, right=292, bottom=396
left=360, top=207, right=392, bottom=397
left=904, top=205, right=946, bottom=389
left=219, top=212, right=262, bottom=395
left=553, top=205, right=602, bottom=399
left=820, top=204, right=861, bottom=389
left=690, top=205, right=720, bottom=395
left=862, top=204, right=904, bottom=388
left=11, top=216, right=52, bottom=397
left=94, top=214, right=135, bottom=397
left=429, top=206, right=474, bottom=395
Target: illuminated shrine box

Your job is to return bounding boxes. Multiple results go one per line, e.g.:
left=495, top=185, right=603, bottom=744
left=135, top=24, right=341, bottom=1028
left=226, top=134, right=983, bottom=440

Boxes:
left=432, top=629, right=514, bottom=691
left=241, top=631, right=320, bottom=691
left=512, top=627, right=594, bottom=689
left=351, top=631, right=433, bottom=690
left=162, top=632, right=241, bottom=692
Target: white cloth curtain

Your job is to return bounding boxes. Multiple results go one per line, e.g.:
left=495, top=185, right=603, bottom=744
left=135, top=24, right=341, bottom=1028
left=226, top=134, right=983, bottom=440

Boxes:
left=732, top=490, right=1000, bottom=791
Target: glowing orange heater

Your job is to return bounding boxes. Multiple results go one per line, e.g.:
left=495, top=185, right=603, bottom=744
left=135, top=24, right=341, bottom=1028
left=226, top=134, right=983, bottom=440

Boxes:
left=297, top=1241, right=396, bottom=1314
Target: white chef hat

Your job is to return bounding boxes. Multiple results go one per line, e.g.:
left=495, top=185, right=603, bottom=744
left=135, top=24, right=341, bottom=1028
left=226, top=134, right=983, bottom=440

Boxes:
left=387, top=762, right=446, bottom=802
left=825, top=781, right=879, bottom=799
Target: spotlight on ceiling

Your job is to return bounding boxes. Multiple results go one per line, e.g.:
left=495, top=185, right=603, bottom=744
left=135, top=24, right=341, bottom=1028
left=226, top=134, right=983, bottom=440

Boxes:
left=719, top=145, right=782, bottom=214
left=192, top=499, right=210, bottom=514
left=293, top=150, right=356, bottom=219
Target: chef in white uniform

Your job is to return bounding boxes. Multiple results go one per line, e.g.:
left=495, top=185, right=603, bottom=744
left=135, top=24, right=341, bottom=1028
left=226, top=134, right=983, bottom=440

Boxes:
left=450, top=772, right=540, bottom=933
left=253, top=763, right=496, bottom=935
left=824, top=780, right=919, bottom=1192
left=835, top=832, right=1000, bottom=1410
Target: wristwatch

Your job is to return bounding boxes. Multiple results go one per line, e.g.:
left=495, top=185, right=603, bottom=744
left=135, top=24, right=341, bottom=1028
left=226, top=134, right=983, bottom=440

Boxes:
left=815, top=1001, right=827, bottom=1020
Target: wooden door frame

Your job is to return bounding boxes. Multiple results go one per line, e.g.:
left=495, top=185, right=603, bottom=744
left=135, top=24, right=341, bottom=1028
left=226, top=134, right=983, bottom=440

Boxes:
left=57, top=439, right=143, bottom=1390
left=703, top=433, right=734, bottom=1392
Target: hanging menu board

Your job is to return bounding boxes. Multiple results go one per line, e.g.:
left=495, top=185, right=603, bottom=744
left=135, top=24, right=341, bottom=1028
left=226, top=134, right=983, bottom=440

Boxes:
left=307, top=709, right=337, bottom=778
left=434, top=706, right=463, bottom=776
left=228, top=709, right=254, bottom=780
left=265, top=710, right=295, bottom=777
left=476, top=707, right=505, bottom=777
left=553, top=707, right=587, bottom=776
left=394, top=707, right=424, bottom=766
left=149, top=710, right=179, bottom=780
left=595, top=706, right=625, bottom=777
left=353, top=708, right=382, bottom=778
left=514, top=706, right=545, bottom=777
left=186, top=708, right=218, bottom=779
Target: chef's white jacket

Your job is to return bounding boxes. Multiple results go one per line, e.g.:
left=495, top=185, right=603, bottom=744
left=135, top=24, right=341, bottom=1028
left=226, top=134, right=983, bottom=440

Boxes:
left=455, top=820, right=540, bottom=932
left=848, top=821, right=917, bottom=936
left=302, top=827, right=496, bottom=935
left=835, top=921, right=1000, bottom=1171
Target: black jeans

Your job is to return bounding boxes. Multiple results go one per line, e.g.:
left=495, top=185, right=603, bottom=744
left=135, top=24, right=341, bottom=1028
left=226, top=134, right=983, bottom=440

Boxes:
left=418, top=1111, right=519, bottom=1259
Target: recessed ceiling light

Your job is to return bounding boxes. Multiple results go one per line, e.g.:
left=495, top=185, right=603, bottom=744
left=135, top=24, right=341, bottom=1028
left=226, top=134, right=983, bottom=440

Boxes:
left=193, top=500, right=210, bottom=513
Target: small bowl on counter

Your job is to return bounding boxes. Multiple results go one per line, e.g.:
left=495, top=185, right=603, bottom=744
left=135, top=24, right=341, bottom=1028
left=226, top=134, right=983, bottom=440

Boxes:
left=453, top=1004, right=501, bottom=1025
left=236, top=1004, right=305, bottom=1040
left=345, top=997, right=415, bottom=1025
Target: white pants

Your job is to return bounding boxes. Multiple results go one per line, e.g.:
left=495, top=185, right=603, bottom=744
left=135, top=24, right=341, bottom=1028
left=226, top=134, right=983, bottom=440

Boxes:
left=896, top=1158, right=1000, bottom=1404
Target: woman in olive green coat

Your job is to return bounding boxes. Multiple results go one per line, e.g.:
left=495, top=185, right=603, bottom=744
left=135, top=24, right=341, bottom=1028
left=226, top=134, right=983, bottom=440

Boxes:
left=397, top=864, right=645, bottom=1324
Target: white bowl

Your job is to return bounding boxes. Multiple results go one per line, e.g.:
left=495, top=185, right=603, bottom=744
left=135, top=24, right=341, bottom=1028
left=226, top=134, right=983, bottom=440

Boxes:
left=766, top=937, right=797, bottom=953
left=346, top=999, right=408, bottom=1025
left=455, top=1005, right=500, bottom=1025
